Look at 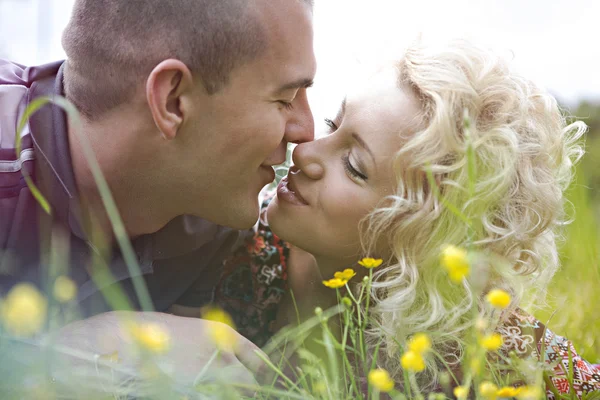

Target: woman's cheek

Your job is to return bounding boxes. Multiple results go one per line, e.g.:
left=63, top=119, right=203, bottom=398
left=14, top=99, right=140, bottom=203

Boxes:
left=328, top=193, right=370, bottom=240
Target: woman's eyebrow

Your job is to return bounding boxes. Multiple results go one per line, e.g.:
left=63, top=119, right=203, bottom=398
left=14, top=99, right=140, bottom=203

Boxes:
left=341, top=98, right=375, bottom=164
left=336, top=97, right=347, bottom=121
left=352, top=132, right=375, bottom=165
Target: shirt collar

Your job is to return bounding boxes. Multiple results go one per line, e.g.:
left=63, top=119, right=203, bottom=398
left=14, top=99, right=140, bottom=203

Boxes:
left=27, top=61, right=85, bottom=237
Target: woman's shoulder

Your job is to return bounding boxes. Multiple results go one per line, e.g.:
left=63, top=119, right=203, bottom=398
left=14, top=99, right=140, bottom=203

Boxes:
left=499, top=308, right=600, bottom=398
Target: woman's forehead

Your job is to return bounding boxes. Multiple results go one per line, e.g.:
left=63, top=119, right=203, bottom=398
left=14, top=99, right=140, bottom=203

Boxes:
left=345, top=65, right=399, bottom=103
left=344, top=69, right=420, bottom=138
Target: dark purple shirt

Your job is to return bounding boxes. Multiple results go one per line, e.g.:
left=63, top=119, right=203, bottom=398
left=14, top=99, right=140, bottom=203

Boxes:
left=0, top=59, right=239, bottom=316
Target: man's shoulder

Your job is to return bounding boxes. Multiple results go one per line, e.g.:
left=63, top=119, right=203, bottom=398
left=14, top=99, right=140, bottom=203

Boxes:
left=0, top=59, right=37, bottom=200
left=0, top=59, right=65, bottom=283
left=0, top=59, right=27, bottom=86
left=0, top=59, right=63, bottom=88
left=0, top=59, right=65, bottom=153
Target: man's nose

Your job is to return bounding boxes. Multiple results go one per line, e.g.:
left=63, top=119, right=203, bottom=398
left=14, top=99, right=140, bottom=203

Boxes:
left=284, top=90, right=314, bottom=144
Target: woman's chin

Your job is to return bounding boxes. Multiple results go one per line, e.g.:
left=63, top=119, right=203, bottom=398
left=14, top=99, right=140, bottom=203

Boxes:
left=266, top=198, right=288, bottom=238
left=266, top=197, right=359, bottom=266
left=267, top=199, right=310, bottom=252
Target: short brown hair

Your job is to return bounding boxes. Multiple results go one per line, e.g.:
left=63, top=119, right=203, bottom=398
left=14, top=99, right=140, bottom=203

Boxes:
left=62, top=0, right=277, bottom=120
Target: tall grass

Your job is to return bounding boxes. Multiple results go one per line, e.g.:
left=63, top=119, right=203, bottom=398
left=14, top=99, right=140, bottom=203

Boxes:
left=533, top=167, right=600, bottom=363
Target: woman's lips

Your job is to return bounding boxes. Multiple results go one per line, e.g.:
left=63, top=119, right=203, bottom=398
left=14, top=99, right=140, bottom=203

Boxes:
left=276, top=174, right=309, bottom=206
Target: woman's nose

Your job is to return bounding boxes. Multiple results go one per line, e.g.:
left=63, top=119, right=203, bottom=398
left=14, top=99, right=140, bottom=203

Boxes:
left=292, top=141, right=324, bottom=180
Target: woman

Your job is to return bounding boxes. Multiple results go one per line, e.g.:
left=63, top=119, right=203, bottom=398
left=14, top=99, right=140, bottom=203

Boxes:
left=210, top=40, right=598, bottom=396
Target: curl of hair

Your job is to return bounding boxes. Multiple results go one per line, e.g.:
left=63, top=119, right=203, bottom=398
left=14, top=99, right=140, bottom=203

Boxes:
left=359, top=40, right=586, bottom=388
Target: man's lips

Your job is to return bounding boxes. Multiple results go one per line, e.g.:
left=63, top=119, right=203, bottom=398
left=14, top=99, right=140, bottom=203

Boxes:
left=276, top=173, right=309, bottom=206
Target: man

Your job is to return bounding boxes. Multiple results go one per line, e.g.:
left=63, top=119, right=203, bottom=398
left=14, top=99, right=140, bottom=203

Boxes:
left=0, top=0, right=315, bottom=385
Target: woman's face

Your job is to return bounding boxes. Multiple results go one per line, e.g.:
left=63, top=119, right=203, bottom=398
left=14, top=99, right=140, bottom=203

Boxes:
left=267, top=67, right=421, bottom=269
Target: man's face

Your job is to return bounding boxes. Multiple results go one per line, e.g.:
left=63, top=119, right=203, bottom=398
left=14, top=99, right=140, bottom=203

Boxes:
left=178, top=1, right=317, bottom=229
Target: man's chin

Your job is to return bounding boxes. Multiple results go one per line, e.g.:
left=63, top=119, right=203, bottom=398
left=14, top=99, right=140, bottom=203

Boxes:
left=222, top=205, right=260, bottom=230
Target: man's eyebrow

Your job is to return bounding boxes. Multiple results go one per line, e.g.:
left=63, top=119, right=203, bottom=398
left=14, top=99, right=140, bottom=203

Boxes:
left=275, top=78, right=314, bottom=94
left=352, top=132, right=375, bottom=165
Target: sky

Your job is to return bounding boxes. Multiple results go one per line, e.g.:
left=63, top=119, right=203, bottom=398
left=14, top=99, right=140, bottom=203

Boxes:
left=1, top=0, right=599, bottom=124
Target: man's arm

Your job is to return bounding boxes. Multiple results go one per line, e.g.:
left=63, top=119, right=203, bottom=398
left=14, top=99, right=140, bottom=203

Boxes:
left=53, top=311, right=269, bottom=388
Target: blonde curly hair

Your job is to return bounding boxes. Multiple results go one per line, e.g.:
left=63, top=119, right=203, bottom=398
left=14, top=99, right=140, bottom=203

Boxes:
left=360, top=40, right=586, bottom=386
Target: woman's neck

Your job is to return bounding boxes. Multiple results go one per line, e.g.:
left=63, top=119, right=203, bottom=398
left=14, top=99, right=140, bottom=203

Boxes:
left=274, top=248, right=365, bottom=330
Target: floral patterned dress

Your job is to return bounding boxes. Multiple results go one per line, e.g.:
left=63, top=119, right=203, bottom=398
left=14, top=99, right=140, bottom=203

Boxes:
left=210, top=193, right=289, bottom=347
left=498, top=310, right=600, bottom=398
left=209, top=195, right=600, bottom=397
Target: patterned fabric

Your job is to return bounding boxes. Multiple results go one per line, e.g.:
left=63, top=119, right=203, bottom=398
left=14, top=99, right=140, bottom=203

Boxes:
left=211, top=192, right=289, bottom=347
left=498, top=309, right=600, bottom=398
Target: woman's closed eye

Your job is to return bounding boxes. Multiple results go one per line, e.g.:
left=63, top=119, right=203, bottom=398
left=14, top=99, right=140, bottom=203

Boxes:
left=324, top=117, right=338, bottom=133
left=342, top=154, right=368, bottom=181
left=325, top=118, right=368, bottom=181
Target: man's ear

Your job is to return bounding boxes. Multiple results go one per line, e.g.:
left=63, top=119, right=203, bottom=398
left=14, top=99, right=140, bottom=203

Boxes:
left=146, top=59, right=194, bottom=140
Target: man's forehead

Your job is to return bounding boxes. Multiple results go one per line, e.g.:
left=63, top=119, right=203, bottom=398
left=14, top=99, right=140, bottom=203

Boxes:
left=256, top=0, right=314, bottom=57
left=262, top=42, right=316, bottom=95
left=251, top=0, right=316, bottom=93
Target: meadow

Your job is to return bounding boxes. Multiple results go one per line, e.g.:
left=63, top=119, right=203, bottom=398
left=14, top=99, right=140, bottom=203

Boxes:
left=533, top=101, right=600, bottom=364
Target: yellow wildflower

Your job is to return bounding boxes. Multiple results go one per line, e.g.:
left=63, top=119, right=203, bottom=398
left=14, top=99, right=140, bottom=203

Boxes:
left=130, top=322, right=170, bottom=353
left=453, top=386, right=469, bottom=400
left=496, top=386, right=521, bottom=397
left=334, top=268, right=356, bottom=281
left=479, top=381, right=499, bottom=400
left=322, top=278, right=347, bottom=289
left=53, top=276, right=77, bottom=303
left=440, top=245, right=470, bottom=283
left=485, top=289, right=511, bottom=310
left=516, top=386, right=542, bottom=400
left=202, top=307, right=238, bottom=352
left=368, top=368, right=394, bottom=392
left=358, top=257, right=383, bottom=269
left=480, top=333, right=504, bottom=351
left=408, top=333, right=431, bottom=354
left=1, top=283, right=47, bottom=337
left=401, top=350, right=426, bottom=372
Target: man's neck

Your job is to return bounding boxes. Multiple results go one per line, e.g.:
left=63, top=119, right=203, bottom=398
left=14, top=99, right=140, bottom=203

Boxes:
left=67, top=114, right=177, bottom=241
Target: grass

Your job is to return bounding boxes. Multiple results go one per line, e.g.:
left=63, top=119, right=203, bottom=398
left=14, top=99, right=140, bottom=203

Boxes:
left=533, top=167, right=600, bottom=363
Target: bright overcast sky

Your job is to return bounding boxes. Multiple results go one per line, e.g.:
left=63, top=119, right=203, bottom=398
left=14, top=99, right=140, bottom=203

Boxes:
left=1, top=0, right=599, bottom=124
